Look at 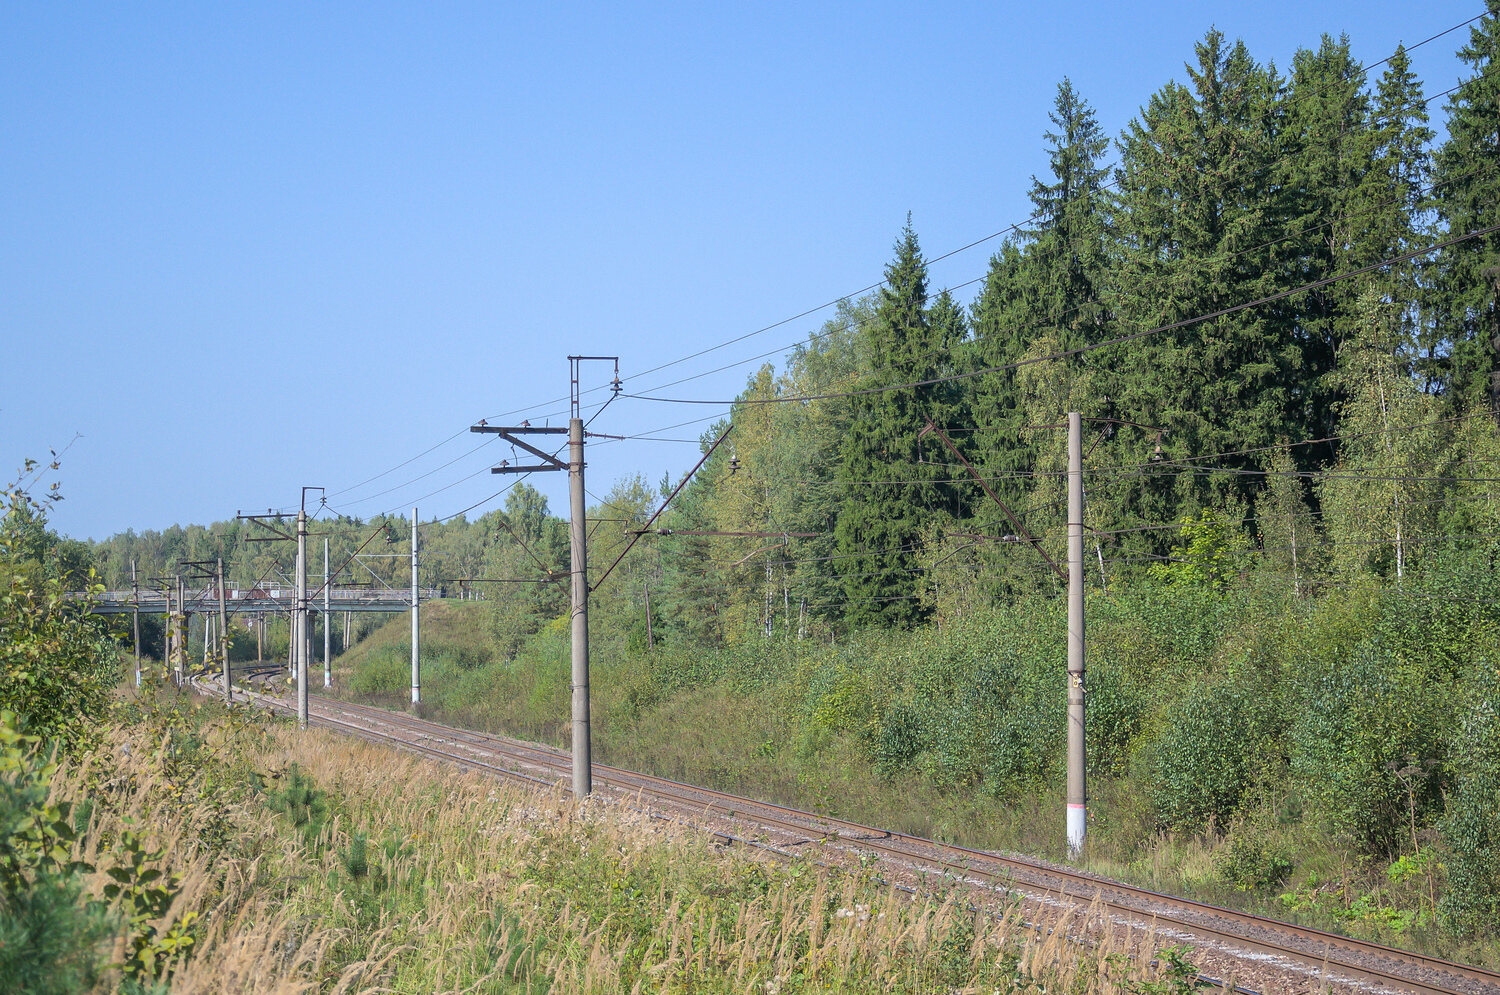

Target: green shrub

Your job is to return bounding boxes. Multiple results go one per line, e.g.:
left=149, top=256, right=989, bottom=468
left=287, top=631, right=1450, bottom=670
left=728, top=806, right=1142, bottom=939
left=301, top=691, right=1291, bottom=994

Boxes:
left=1150, top=661, right=1285, bottom=831
left=0, top=714, right=109, bottom=993
left=875, top=704, right=924, bottom=776
left=341, top=831, right=370, bottom=879
left=1290, top=642, right=1449, bottom=855
left=264, top=764, right=330, bottom=843
left=1440, top=666, right=1500, bottom=936
left=0, top=479, right=117, bottom=750
left=348, top=646, right=411, bottom=695
left=1214, top=825, right=1294, bottom=890
left=0, top=856, right=110, bottom=995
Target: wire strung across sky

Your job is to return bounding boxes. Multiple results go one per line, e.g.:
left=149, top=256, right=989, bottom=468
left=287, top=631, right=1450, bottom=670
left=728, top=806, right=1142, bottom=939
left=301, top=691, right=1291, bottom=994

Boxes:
left=613, top=63, right=1490, bottom=408
left=622, top=223, right=1500, bottom=410
left=272, top=10, right=1490, bottom=528
left=320, top=12, right=1482, bottom=508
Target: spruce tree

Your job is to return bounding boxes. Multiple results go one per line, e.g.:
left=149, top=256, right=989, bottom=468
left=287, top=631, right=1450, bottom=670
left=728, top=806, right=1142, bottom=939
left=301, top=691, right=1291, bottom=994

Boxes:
left=964, top=81, right=1114, bottom=592
left=967, top=239, right=1036, bottom=440
left=833, top=218, right=952, bottom=627
left=1432, top=0, right=1500, bottom=409
left=1275, top=34, right=1370, bottom=436
left=1026, top=78, right=1114, bottom=352
left=962, top=241, right=1038, bottom=581
left=1110, top=31, right=1293, bottom=521
left=1362, top=45, right=1435, bottom=384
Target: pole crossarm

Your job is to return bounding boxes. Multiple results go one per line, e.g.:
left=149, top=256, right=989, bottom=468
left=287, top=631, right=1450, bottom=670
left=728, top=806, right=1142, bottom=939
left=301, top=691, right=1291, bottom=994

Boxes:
left=235, top=513, right=294, bottom=541
left=919, top=418, right=1066, bottom=582
left=471, top=424, right=568, bottom=473
left=944, top=531, right=1036, bottom=543
left=492, top=463, right=562, bottom=474
left=440, top=576, right=562, bottom=584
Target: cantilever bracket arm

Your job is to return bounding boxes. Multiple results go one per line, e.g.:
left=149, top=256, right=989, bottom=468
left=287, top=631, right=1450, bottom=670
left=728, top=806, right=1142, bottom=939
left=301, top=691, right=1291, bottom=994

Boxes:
left=492, top=464, right=562, bottom=475
left=471, top=424, right=568, bottom=472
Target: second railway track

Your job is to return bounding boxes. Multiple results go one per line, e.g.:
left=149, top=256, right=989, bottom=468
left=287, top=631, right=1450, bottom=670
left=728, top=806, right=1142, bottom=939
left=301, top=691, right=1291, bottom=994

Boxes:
left=206, top=680, right=1500, bottom=995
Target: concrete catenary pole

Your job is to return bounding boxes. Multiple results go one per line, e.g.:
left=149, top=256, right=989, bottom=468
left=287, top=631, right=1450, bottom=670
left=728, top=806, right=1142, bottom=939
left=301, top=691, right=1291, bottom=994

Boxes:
left=305, top=599, right=313, bottom=691
left=1066, top=411, right=1087, bottom=858
left=163, top=580, right=174, bottom=684
left=131, top=560, right=141, bottom=688
left=287, top=586, right=296, bottom=677
left=323, top=538, right=332, bottom=688
left=217, top=558, right=231, bottom=704
left=175, top=574, right=186, bottom=685
left=296, top=510, right=308, bottom=729
left=410, top=507, right=420, bottom=706
left=569, top=417, right=592, bottom=797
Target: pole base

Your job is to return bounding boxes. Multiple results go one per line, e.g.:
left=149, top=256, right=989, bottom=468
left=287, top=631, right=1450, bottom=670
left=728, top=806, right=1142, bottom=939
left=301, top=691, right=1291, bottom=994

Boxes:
left=1066, top=803, right=1086, bottom=858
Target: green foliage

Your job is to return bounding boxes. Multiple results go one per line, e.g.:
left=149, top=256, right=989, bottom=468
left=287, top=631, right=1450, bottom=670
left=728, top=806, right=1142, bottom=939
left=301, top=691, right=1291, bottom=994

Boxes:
left=1440, top=665, right=1500, bottom=936
left=0, top=858, right=110, bottom=995
left=1, top=471, right=117, bottom=751
left=1129, top=945, right=1210, bottom=995
left=1150, top=662, right=1285, bottom=830
left=103, top=830, right=197, bottom=983
left=264, top=763, right=330, bottom=844
left=1214, top=828, right=1294, bottom=891
left=1431, top=0, right=1500, bottom=403
left=834, top=217, right=963, bottom=628
left=340, top=830, right=370, bottom=879
left=1291, top=641, right=1452, bottom=855
left=0, top=713, right=197, bottom=987
left=0, top=716, right=90, bottom=895
left=0, top=712, right=109, bottom=993
left=1147, top=512, right=1251, bottom=591
left=874, top=704, right=923, bottom=776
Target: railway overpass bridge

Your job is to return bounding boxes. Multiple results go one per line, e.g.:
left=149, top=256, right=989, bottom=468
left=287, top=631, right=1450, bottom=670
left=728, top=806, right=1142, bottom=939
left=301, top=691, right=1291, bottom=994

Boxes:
left=82, top=586, right=439, bottom=615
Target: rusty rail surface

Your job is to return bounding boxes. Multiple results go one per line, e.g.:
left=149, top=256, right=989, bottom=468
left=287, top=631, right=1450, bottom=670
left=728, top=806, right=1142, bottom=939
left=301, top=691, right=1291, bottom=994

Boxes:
left=211, top=681, right=1500, bottom=995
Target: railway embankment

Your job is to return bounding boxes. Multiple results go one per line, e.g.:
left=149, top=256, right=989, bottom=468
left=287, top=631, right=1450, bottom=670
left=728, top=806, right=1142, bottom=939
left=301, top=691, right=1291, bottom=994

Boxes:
left=326, top=569, right=1500, bottom=973
left=12, top=689, right=1203, bottom=993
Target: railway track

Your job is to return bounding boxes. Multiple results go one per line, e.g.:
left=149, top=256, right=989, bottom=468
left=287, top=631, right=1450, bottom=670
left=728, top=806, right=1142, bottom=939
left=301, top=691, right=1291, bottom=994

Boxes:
left=204, top=680, right=1500, bottom=995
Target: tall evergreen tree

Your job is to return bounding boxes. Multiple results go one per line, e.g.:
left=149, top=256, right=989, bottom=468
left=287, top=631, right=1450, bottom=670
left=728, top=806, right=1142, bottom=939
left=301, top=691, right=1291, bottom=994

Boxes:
left=962, top=241, right=1037, bottom=575
left=1110, top=31, right=1294, bottom=521
left=964, top=80, right=1114, bottom=592
left=967, top=239, right=1036, bottom=435
left=1275, top=34, right=1370, bottom=435
left=832, top=218, right=953, bottom=627
left=925, top=287, right=970, bottom=433
left=1026, top=78, right=1114, bottom=352
left=1361, top=45, right=1435, bottom=384
left=1432, top=0, right=1500, bottom=409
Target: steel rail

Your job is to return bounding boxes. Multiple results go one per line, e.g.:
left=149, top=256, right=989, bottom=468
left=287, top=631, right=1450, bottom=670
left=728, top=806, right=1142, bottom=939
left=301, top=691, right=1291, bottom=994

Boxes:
left=311, top=700, right=1500, bottom=995
left=213, top=682, right=1264, bottom=995
left=220, top=685, right=1500, bottom=995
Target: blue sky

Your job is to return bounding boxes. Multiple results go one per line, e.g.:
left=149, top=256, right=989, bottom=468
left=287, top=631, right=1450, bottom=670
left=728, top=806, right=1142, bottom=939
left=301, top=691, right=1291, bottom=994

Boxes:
left=1, top=1, right=1485, bottom=540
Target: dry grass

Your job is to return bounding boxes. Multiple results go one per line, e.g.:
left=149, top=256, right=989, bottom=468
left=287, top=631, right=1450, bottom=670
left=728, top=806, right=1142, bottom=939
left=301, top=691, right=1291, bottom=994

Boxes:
left=46, top=700, right=1202, bottom=993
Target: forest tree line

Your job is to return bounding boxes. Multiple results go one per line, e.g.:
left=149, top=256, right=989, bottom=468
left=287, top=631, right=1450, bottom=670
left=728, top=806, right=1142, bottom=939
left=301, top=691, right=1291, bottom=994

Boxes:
left=77, top=14, right=1500, bottom=651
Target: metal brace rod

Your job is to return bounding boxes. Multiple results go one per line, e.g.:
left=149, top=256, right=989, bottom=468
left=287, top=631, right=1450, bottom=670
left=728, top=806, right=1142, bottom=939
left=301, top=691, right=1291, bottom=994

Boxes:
left=590, top=424, right=734, bottom=593
left=919, top=418, right=1066, bottom=582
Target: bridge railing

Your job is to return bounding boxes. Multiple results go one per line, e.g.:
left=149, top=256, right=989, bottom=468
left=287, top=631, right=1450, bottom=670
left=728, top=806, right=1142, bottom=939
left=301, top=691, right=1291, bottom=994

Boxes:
left=81, top=587, right=443, bottom=607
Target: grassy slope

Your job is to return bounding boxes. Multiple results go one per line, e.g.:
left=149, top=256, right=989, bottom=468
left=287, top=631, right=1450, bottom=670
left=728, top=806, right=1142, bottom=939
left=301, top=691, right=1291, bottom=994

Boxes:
left=322, top=597, right=1500, bottom=970
left=51, top=691, right=1182, bottom=993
